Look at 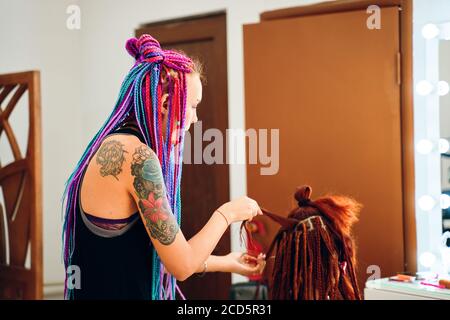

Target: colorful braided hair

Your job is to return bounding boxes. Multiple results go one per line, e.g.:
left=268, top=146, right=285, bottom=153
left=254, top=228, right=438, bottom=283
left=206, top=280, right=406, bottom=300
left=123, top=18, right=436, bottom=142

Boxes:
left=62, top=34, right=197, bottom=300
left=244, top=185, right=362, bottom=300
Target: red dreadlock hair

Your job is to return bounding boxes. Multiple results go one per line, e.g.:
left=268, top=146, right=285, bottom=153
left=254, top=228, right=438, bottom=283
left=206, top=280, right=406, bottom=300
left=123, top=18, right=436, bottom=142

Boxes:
left=247, top=185, right=362, bottom=300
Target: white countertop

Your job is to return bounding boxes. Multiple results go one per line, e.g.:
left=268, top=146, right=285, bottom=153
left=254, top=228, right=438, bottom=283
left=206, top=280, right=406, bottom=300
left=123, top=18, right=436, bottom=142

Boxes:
left=365, top=278, right=450, bottom=300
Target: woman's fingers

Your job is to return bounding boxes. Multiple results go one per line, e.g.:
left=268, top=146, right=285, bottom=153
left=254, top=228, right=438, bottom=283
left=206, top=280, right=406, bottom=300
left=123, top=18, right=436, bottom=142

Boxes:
left=249, top=199, right=263, bottom=216
left=255, top=253, right=267, bottom=274
left=240, top=253, right=265, bottom=262
left=244, top=259, right=266, bottom=275
left=250, top=202, right=261, bottom=217
left=244, top=264, right=261, bottom=275
left=256, top=205, right=263, bottom=215
left=241, top=254, right=258, bottom=264
left=237, top=260, right=261, bottom=275
left=238, top=253, right=266, bottom=275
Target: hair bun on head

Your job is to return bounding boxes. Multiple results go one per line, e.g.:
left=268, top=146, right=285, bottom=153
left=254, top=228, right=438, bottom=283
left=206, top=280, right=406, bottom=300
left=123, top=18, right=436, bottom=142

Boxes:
left=125, top=34, right=164, bottom=62
left=125, top=37, right=140, bottom=59
left=295, top=185, right=312, bottom=207
left=125, top=34, right=194, bottom=73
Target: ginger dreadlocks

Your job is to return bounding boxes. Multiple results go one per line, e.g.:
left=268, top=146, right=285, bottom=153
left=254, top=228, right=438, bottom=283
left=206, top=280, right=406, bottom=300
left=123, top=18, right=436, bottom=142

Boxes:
left=246, top=185, right=362, bottom=300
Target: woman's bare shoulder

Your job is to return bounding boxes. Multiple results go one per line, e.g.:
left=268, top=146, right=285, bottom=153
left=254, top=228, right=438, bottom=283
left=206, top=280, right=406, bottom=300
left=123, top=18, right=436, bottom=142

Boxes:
left=80, top=133, right=147, bottom=217
left=99, top=133, right=153, bottom=160
left=86, top=133, right=148, bottom=183
left=96, top=133, right=160, bottom=185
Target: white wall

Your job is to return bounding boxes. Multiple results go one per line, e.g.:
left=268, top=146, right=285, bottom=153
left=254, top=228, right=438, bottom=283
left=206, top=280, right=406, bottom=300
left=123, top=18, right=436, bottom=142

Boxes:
left=1, top=0, right=328, bottom=297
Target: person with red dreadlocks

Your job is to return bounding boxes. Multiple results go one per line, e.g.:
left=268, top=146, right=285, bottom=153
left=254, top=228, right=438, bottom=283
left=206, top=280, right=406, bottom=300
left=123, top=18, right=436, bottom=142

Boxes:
left=244, top=185, right=362, bottom=300
left=62, top=34, right=265, bottom=300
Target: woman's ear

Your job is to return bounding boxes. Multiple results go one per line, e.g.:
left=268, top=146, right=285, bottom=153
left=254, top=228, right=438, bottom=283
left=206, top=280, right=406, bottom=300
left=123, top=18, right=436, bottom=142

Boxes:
left=161, top=93, right=169, bottom=115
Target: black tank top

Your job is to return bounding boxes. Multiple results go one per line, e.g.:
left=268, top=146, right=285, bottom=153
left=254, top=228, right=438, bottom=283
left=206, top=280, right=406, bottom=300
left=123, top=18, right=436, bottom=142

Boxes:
left=71, top=126, right=154, bottom=300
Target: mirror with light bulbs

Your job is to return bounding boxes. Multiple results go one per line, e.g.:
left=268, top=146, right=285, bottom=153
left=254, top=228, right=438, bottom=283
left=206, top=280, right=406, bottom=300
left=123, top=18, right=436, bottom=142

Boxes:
left=440, top=37, right=450, bottom=244
left=415, top=13, right=450, bottom=274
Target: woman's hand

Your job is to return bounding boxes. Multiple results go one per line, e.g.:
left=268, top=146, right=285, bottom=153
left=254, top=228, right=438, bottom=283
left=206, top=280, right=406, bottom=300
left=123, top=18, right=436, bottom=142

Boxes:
left=222, top=252, right=266, bottom=277
left=217, top=196, right=263, bottom=224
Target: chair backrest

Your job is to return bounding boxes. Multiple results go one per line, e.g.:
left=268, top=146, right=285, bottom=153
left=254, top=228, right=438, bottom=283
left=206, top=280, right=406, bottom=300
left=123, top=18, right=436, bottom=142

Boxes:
left=0, top=71, right=42, bottom=299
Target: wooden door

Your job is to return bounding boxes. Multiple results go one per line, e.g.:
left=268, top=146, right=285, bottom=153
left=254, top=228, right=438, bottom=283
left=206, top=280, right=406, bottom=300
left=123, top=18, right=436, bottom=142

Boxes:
left=0, top=71, right=42, bottom=299
left=136, top=13, right=230, bottom=299
left=244, top=5, right=404, bottom=291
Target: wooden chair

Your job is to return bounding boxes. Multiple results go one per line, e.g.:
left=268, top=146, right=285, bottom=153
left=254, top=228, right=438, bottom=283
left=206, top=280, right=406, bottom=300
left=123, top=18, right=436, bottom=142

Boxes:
left=0, top=71, right=42, bottom=299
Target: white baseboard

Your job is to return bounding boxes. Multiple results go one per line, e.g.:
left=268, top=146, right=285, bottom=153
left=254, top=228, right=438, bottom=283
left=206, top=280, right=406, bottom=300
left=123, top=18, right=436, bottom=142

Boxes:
left=44, top=283, right=64, bottom=300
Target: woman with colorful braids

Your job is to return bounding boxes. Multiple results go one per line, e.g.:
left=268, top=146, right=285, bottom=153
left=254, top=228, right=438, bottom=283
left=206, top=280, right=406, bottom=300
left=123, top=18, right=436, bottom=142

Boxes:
left=62, top=34, right=265, bottom=300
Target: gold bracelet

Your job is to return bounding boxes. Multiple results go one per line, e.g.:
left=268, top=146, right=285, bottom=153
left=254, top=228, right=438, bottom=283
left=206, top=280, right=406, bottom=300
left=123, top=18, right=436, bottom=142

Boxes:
left=197, top=261, right=207, bottom=278
left=216, top=209, right=230, bottom=226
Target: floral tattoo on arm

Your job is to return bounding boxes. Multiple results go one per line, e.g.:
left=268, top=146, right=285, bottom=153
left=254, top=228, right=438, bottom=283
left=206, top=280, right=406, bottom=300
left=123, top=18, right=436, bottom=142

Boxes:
left=131, top=145, right=179, bottom=245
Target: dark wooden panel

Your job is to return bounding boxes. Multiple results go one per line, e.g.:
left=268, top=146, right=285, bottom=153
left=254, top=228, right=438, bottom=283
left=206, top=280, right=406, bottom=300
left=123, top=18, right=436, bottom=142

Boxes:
left=0, top=71, right=42, bottom=300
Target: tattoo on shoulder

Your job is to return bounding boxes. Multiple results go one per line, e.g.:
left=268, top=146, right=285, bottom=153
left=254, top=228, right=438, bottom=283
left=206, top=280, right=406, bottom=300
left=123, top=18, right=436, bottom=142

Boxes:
left=131, top=145, right=179, bottom=245
left=96, top=140, right=127, bottom=180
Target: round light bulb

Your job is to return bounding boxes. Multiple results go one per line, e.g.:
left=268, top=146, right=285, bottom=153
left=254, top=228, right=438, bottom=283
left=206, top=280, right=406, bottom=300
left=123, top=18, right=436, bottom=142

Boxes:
left=439, top=139, right=450, bottom=154
left=438, top=81, right=450, bottom=96
left=416, top=139, right=434, bottom=154
left=441, top=194, right=450, bottom=210
left=419, top=252, right=436, bottom=268
left=422, top=23, right=440, bottom=39
left=416, top=80, right=434, bottom=96
left=418, top=195, right=435, bottom=211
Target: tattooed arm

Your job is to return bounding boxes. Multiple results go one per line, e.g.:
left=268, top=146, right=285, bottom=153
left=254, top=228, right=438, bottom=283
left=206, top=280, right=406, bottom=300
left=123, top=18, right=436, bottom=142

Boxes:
left=129, top=145, right=179, bottom=245
left=94, top=137, right=262, bottom=280
left=126, top=143, right=262, bottom=281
